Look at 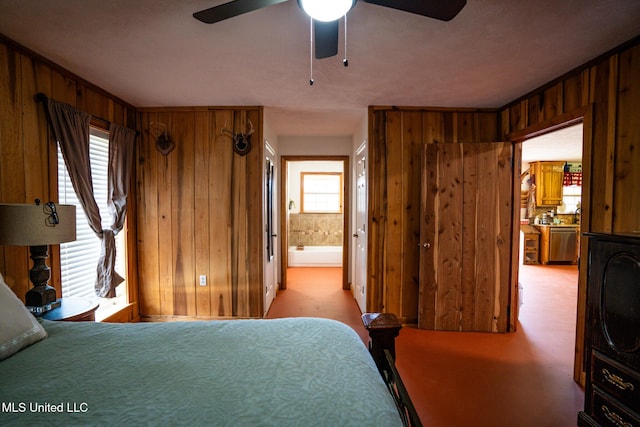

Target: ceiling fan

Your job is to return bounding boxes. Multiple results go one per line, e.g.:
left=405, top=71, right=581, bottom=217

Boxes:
left=193, top=0, right=467, bottom=59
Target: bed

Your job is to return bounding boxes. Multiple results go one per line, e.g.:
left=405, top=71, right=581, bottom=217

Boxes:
left=0, top=316, right=410, bottom=426
left=0, top=268, right=421, bottom=426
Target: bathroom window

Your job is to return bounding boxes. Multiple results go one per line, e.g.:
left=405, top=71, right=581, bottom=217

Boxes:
left=301, top=172, right=342, bottom=213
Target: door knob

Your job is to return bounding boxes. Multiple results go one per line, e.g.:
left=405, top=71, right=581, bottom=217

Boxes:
left=418, top=242, right=431, bottom=248
left=353, top=234, right=359, bottom=238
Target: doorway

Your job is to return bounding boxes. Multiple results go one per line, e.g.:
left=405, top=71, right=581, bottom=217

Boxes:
left=516, top=119, right=585, bottom=383
left=280, top=156, right=350, bottom=291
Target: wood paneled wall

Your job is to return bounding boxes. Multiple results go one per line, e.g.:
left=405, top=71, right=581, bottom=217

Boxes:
left=136, top=108, right=264, bottom=319
left=0, top=37, right=137, bottom=314
left=367, top=108, right=500, bottom=323
left=500, top=36, right=640, bottom=383
left=502, top=38, right=640, bottom=234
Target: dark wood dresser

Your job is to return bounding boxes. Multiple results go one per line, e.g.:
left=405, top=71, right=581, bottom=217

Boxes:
left=578, top=233, right=640, bottom=427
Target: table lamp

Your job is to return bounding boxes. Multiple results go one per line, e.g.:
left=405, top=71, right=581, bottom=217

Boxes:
left=0, top=200, right=76, bottom=313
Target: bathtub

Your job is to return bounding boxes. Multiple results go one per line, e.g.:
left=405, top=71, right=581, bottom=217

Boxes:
left=288, top=246, right=343, bottom=267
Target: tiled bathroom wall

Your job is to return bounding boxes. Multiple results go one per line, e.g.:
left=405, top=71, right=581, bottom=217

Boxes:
left=288, top=213, right=343, bottom=246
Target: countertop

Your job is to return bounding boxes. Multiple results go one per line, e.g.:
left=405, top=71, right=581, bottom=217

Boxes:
left=535, top=224, right=580, bottom=228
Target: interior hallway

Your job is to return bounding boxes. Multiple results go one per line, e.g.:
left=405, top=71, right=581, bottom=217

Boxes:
left=266, top=265, right=584, bottom=427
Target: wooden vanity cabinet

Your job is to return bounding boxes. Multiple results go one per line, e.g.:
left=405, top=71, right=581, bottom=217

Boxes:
left=578, top=233, right=640, bottom=427
left=531, top=161, right=565, bottom=206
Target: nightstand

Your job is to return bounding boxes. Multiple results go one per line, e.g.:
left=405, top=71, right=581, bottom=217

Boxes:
left=41, top=297, right=99, bottom=322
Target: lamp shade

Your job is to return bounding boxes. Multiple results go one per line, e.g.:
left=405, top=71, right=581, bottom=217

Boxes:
left=0, top=202, right=76, bottom=246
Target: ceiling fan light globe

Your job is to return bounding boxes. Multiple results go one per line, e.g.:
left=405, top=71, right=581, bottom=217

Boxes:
left=299, top=0, right=355, bottom=22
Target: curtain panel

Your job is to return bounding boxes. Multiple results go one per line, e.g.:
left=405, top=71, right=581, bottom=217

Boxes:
left=45, top=99, right=136, bottom=299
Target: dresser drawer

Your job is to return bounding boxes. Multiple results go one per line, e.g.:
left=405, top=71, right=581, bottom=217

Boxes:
left=593, top=387, right=640, bottom=427
left=593, top=351, right=640, bottom=412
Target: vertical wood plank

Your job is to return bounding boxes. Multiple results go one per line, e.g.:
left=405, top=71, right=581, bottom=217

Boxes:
left=50, top=70, right=77, bottom=105
left=510, top=100, right=528, bottom=132
left=461, top=143, right=480, bottom=331
left=171, top=111, right=196, bottom=316
left=418, top=142, right=437, bottom=329
left=588, top=59, right=613, bottom=232
left=384, top=110, right=403, bottom=315
left=247, top=108, right=263, bottom=317
left=21, top=55, right=50, bottom=204
left=367, top=109, right=387, bottom=312
left=137, top=112, right=161, bottom=315
left=475, top=143, right=502, bottom=332
left=495, top=142, right=513, bottom=333
left=528, top=93, right=543, bottom=126
left=602, top=55, right=619, bottom=232
left=231, top=110, right=249, bottom=317
left=500, top=108, right=511, bottom=141
left=457, top=112, right=476, bottom=144
left=477, top=111, right=499, bottom=142
left=613, top=44, right=640, bottom=233
left=0, top=44, right=30, bottom=299
left=194, top=111, right=211, bottom=316
left=508, top=141, right=523, bottom=331
left=417, top=112, right=446, bottom=327
left=77, top=86, right=109, bottom=120
left=544, top=82, right=563, bottom=119
left=157, top=112, right=174, bottom=315
left=435, top=142, right=464, bottom=330
left=422, top=111, right=445, bottom=144
left=0, top=47, right=25, bottom=202
left=401, top=111, right=422, bottom=322
left=211, top=110, right=233, bottom=317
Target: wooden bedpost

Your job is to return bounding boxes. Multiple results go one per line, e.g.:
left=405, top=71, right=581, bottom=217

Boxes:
left=362, top=312, right=402, bottom=373
left=362, top=312, right=422, bottom=427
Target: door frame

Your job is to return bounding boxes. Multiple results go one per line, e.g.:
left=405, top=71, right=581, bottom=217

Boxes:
left=507, top=105, right=592, bottom=386
left=279, top=155, right=351, bottom=291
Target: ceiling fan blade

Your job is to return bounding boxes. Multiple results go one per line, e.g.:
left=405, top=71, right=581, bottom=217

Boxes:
left=194, top=0, right=289, bottom=24
left=362, top=0, right=466, bottom=21
left=314, top=20, right=339, bottom=59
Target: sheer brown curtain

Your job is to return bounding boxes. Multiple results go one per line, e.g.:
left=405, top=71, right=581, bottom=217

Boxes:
left=46, top=99, right=136, bottom=298
left=46, top=100, right=101, bottom=231
left=95, top=123, right=137, bottom=298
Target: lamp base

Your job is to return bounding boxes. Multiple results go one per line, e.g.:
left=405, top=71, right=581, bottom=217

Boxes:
left=25, top=245, right=58, bottom=308
left=25, top=284, right=57, bottom=307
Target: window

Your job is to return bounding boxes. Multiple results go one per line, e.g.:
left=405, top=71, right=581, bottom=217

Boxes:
left=57, top=127, right=127, bottom=320
left=301, top=172, right=342, bottom=213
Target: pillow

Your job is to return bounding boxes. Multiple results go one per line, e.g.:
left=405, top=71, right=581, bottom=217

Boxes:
left=0, top=272, right=48, bottom=360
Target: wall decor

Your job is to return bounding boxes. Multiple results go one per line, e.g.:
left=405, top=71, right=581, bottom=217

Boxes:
left=147, top=122, right=175, bottom=155
left=220, top=120, right=254, bottom=156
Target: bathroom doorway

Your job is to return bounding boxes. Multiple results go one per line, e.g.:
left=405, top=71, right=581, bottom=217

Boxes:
left=280, top=156, right=350, bottom=291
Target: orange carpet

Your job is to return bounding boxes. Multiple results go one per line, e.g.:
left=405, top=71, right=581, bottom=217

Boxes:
left=266, top=265, right=584, bottom=427
left=266, top=267, right=369, bottom=343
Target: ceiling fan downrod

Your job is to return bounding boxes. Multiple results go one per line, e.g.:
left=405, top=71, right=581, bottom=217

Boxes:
left=343, top=13, right=349, bottom=67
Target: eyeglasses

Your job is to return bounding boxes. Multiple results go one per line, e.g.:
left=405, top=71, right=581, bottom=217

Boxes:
left=44, top=202, right=59, bottom=226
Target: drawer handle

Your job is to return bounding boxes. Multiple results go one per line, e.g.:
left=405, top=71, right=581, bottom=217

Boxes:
left=602, top=368, right=635, bottom=391
left=601, top=405, right=632, bottom=427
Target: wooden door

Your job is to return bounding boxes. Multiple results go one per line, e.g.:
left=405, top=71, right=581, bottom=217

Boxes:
left=418, top=142, right=514, bottom=332
left=354, top=149, right=367, bottom=312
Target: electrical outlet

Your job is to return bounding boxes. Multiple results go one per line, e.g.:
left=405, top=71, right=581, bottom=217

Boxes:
left=199, top=275, right=207, bottom=286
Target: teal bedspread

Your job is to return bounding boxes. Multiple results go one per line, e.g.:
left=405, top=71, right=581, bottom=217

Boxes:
left=0, top=317, right=402, bottom=426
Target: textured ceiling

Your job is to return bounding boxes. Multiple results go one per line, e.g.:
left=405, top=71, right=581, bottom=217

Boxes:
left=1, top=0, right=639, bottom=141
